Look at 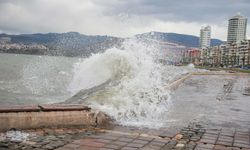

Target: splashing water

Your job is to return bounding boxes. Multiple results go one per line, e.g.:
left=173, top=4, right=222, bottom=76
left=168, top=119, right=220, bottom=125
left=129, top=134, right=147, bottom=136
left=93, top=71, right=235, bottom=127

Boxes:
left=188, top=63, right=195, bottom=68
left=68, top=38, right=185, bottom=128
left=6, top=130, right=30, bottom=142
left=0, top=38, right=201, bottom=127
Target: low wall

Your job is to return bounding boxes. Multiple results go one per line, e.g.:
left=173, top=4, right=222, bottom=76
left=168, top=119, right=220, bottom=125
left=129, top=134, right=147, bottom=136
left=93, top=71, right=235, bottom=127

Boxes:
left=192, top=72, right=250, bottom=76
left=0, top=104, right=109, bottom=131
left=167, top=73, right=192, bottom=90
left=167, top=71, right=250, bottom=91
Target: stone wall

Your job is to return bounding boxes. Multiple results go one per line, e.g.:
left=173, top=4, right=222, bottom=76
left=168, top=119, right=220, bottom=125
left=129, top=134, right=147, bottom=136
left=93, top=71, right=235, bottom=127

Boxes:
left=0, top=104, right=109, bottom=131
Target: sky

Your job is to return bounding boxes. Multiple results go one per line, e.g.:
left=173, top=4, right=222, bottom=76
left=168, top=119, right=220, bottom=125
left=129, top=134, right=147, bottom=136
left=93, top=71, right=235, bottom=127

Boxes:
left=0, top=0, right=249, bottom=40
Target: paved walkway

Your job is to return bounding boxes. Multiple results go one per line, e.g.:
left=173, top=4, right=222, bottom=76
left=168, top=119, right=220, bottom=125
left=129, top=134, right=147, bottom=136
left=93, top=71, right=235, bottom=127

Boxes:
left=0, top=124, right=250, bottom=150
left=165, top=74, right=250, bottom=129
left=56, top=125, right=250, bottom=150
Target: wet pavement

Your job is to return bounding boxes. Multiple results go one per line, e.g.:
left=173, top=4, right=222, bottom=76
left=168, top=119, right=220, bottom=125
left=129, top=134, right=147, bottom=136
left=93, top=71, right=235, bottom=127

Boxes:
left=0, top=124, right=250, bottom=150
left=165, top=74, right=250, bottom=129
left=1, top=74, right=250, bottom=150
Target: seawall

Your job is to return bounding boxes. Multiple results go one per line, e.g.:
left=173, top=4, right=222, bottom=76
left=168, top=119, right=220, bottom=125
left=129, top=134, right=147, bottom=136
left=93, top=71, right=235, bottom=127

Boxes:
left=167, top=71, right=250, bottom=90
left=0, top=104, right=109, bottom=131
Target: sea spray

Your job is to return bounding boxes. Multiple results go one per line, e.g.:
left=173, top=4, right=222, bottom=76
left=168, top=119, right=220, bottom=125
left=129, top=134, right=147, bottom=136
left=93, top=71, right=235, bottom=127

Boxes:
left=20, top=55, right=76, bottom=103
left=68, top=38, right=172, bottom=128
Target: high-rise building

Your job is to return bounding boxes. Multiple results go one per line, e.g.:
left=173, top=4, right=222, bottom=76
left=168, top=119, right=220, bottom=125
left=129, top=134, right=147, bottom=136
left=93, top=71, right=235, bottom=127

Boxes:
left=227, top=13, right=247, bottom=43
left=199, top=26, right=211, bottom=48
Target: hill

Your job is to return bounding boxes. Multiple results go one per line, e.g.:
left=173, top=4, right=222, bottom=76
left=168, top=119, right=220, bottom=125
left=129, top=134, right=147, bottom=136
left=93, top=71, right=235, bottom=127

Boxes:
left=135, top=32, right=224, bottom=48
left=0, top=32, right=123, bottom=56
left=0, top=31, right=224, bottom=56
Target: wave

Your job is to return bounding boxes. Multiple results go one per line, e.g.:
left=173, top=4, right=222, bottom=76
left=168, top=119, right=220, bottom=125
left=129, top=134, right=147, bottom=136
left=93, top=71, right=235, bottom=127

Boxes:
left=66, top=38, right=170, bottom=128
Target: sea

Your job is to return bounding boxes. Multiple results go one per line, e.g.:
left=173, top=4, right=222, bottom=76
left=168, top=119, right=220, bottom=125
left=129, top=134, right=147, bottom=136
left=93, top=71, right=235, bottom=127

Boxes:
left=0, top=38, right=198, bottom=128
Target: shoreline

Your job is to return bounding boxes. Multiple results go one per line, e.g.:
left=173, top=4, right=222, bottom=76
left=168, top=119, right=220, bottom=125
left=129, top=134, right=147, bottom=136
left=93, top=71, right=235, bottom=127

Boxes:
left=1, top=71, right=249, bottom=131
left=1, top=72, right=250, bottom=149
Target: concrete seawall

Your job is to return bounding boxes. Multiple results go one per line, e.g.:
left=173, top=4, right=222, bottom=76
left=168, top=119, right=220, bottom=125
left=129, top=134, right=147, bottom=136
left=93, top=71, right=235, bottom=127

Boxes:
left=167, top=71, right=250, bottom=90
left=0, top=104, right=109, bottom=131
left=167, top=73, right=192, bottom=90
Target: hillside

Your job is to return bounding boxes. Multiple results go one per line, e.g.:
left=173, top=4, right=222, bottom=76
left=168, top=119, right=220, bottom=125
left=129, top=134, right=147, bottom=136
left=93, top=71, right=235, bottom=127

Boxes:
left=135, top=32, right=224, bottom=48
left=0, top=32, right=123, bottom=56
left=0, top=31, right=224, bottom=56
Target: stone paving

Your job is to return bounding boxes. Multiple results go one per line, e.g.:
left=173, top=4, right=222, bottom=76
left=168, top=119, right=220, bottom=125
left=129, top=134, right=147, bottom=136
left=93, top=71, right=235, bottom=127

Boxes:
left=55, top=124, right=250, bottom=150
left=0, top=124, right=250, bottom=150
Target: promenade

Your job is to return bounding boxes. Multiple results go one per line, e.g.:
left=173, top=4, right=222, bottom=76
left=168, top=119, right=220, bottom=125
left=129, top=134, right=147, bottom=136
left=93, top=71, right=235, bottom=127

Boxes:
left=0, top=72, right=250, bottom=150
left=0, top=123, right=249, bottom=150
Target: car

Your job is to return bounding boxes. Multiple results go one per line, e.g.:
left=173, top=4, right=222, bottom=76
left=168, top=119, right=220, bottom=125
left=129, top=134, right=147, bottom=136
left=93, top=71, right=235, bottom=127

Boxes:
left=242, top=66, right=250, bottom=70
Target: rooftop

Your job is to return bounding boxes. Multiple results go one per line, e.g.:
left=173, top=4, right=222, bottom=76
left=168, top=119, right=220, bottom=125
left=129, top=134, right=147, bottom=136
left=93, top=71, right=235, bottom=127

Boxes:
left=230, top=13, right=247, bottom=20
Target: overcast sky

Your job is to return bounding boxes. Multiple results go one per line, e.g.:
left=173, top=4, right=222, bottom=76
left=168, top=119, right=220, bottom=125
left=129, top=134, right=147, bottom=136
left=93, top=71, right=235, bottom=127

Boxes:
left=0, top=0, right=249, bottom=40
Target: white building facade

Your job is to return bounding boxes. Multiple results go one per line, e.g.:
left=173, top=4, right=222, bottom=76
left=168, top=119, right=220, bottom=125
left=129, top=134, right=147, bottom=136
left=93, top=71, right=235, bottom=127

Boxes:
left=227, top=13, right=247, bottom=43
left=199, top=26, right=211, bottom=49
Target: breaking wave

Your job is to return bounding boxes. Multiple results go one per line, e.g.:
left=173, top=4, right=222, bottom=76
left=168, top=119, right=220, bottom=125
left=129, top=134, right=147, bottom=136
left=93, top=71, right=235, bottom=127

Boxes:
left=68, top=38, right=190, bottom=128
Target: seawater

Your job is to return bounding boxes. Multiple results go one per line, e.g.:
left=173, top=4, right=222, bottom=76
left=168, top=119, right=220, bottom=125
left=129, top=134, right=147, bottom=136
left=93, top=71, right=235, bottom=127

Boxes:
left=0, top=38, right=198, bottom=128
left=0, top=53, right=78, bottom=104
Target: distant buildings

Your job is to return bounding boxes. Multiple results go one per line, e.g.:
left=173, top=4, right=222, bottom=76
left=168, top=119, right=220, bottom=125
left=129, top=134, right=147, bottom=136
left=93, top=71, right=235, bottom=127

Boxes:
left=199, top=26, right=211, bottom=48
left=182, top=48, right=201, bottom=65
left=227, top=13, right=247, bottom=43
left=0, top=37, right=48, bottom=54
left=183, top=13, right=250, bottom=68
left=183, top=40, right=250, bottom=67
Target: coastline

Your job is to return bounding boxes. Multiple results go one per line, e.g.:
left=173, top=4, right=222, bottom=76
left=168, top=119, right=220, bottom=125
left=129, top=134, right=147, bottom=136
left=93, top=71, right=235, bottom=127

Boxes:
left=0, top=71, right=250, bottom=149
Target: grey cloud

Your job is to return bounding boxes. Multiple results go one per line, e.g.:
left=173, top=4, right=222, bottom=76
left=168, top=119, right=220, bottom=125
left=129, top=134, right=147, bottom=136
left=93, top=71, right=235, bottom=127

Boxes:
left=95, top=0, right=250, bottom=23
left=0, top=0, right=249, bottom=40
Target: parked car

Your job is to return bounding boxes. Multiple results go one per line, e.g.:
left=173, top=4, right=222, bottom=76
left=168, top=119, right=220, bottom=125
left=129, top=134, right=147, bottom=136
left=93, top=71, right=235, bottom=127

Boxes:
left=242, top=66, right=250, bottom=70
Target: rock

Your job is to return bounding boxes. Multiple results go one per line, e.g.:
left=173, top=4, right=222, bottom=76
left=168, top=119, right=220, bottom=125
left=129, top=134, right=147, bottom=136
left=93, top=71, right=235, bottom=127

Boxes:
left=1, top=139, right=9, bottom=143
left=0, top=133, right=5, bottom=142
left=46, top=135, right=58, bottom=141
left=43, top=144, right=54, bottom=150
left=9, top=144, right=22, bottom=149
left=31, top=137, right=45, bottom=142
left=178, top=140, right=187, bottom=144
left=174, top=134, right=183, bottom=140
left=38, top=140, right=50, bottom=145
left=0, top=142, right=8, bottom=148
left=23, top=141, right=36, bottom=145
left=176, top=143, right=185, bottom=147
left=50, top=141, right=65, bottom=148
left=33, top=148, right=44, bottom=150
left=31, top=144, right=42, bottom=148
left=57, top=135, right=66, bottom=139
left=44, top=129, right=55, bottom=135
left=94, top=111, right=111, bottom=126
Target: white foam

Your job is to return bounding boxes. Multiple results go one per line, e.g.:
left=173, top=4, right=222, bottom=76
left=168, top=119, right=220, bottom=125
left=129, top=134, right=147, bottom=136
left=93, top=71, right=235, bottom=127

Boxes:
left=68, top=38, right=204, bottom=128
left=6, top=130, right=30, bottom=142
left=68, top=39, right=172, bottom=128
left=188, top=63, right=195, bottom=68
